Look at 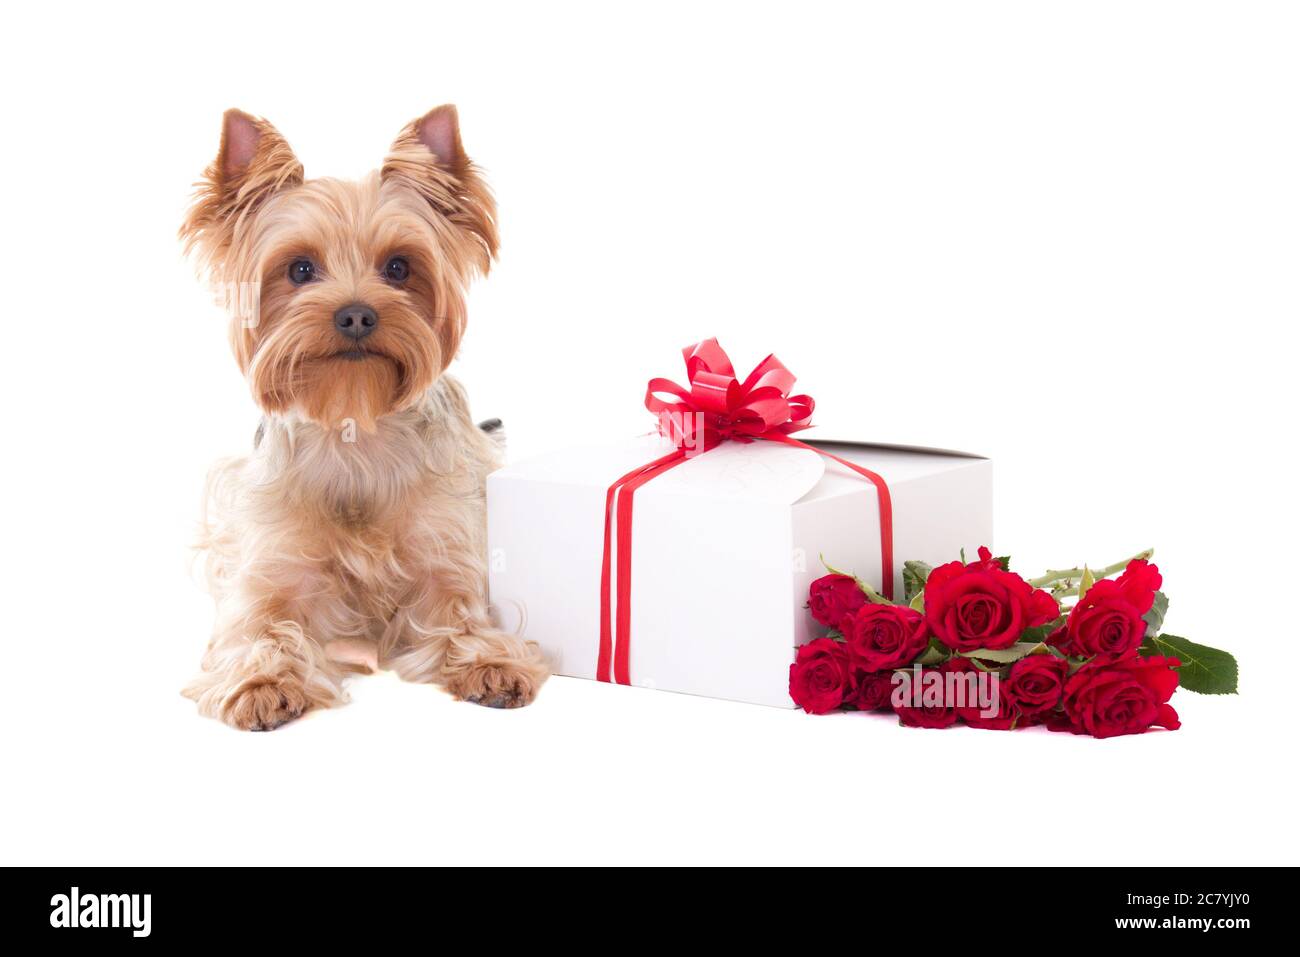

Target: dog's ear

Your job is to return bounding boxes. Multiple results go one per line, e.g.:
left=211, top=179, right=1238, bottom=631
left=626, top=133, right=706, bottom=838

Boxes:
left=180, top=110, right=304, bottom=272
left=411, top=104, right=471, bottom=177
left=382, top=105, right=499, bottom=276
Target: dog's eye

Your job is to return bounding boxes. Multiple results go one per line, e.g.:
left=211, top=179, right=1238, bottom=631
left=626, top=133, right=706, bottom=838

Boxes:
left=288, top=259, right=317, bottom=285
left=383, top=256, right=410, bottom=284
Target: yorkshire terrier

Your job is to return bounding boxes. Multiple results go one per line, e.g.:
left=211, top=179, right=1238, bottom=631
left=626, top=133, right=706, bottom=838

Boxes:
left=180, top=105, right=547, bottom=730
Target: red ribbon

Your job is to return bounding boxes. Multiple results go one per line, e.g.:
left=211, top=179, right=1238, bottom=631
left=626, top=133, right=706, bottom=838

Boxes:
left=597, top=339, right=894, bottom=685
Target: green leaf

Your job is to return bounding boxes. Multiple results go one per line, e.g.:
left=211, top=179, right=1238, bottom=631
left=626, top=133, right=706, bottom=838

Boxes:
left=994, top=555, right=1011, bottom=570
left=909, top=591, right=925, bottom=613
left=1078, top=566, right=1096, bottom=602
left=1142, top=633, right=1238, bottom=695
left=860, top=581, right=896, bottom=605
left=819, top=554, right=854, bottom=579
left=820, top=554, right=897, bottom=605
left=1019, top=617, right=1065, bottom=646
left=825, top=628, right=844, bottom=641
left=1143, top=591, right=1169, bottom=636
left=915, top=636, right=950, bottom=666
left=960, top=641, right=1044, bottom=664
left=903, top=560, right=933, bottom=604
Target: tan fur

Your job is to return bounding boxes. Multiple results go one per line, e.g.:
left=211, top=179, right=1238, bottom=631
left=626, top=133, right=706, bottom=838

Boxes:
left=180, top=106, right=546, bottom=730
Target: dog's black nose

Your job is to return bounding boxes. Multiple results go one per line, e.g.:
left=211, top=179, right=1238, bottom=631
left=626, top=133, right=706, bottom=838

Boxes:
left=334, top=303, right=378, bottom=340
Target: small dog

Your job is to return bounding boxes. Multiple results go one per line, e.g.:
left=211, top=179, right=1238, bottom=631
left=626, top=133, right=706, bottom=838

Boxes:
left=180, top=106, right=547, bottom=730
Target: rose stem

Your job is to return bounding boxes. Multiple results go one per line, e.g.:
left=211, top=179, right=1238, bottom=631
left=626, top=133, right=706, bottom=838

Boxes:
left=1027, top=549, right=1154, bottom=589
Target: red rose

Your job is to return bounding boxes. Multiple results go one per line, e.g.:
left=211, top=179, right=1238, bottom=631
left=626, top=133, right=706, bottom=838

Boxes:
left=844, top=603, right=929, bottom=670
left=943, top=658, right=1017, bottom=730
left=1003, top=654, right=1069, bottom=717
left=789, top=637, right=853, bottom=714
left=1061, top=560, right=1163, bottom=659
left=924, top=546, right=1059, bottom=652
left=964, top=693, right=1018, bottom=730
left=850, top=670, right=895, bottom=711
left=807, top=574, right=868, bottom=628
left=892, top=667, right=958, bottom=729
left=1059, top=655, right=1182, bottom=738
left=1113, top=558, right=1163, bottom=615
left=1046, top=622, right=1069, bottom=651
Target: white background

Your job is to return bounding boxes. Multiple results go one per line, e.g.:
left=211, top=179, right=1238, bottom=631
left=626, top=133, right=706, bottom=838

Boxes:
left=2, top=1, right=1296, bottom=865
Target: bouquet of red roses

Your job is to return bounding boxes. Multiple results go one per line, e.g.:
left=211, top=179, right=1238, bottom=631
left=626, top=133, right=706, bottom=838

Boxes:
left=790, top=548, right=1237, bottom=737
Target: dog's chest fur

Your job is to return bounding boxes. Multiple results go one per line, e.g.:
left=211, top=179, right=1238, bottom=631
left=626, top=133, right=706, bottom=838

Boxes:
left=205, top=377, right=498, bottom=632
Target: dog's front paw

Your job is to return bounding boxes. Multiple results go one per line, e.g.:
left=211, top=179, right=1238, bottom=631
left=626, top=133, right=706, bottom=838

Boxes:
left=447, top=657, right=545, bottom=709
left=220, top=672, right=309, bottom=731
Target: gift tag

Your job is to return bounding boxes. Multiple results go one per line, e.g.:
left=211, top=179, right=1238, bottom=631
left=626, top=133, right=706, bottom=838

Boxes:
left=644, top=439, right=825, bottom=504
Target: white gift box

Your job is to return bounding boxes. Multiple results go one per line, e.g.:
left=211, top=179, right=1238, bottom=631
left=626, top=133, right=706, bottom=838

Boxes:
left=487, top=435, right=992, bottom=708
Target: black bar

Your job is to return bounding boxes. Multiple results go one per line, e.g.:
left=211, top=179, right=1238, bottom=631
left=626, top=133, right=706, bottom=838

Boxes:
left=7, top=866, right=1290, bottom=945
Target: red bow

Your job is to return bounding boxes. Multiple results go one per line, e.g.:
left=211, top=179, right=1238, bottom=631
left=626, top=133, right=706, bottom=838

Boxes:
left=645, top=338, right=815, bottom=451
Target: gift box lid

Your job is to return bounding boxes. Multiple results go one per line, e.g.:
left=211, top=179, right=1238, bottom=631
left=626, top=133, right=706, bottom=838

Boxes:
left=491, top=434, right=987, bottom=507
